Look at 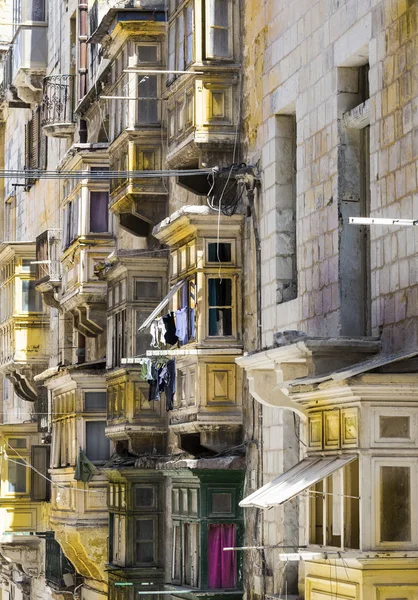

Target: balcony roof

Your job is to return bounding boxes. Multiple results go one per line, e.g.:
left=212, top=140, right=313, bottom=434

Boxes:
left=152, top=205, right=244, bottom=246
left=89, top=7, right=166, bottom=44
left=0, top=241, right=36, bottom=264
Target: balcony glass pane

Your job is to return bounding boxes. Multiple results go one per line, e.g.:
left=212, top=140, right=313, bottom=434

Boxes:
left=135, top=518, right=155, bottom=563
left=22, top=280, right=43, bottom=312
left=26, top=0, right=46, bottom=21
left=137, top=75, right=158, bottom=124
left=8, top=460, right=27, bottom=493
left=85, top=392, right=107, bottom=412
left=138, top=45, right=158, bottom=63
left=90, top=191, right=109, bottom=233
left=380, top=466, right=411, bottom=542
left=85, top=421, right=110, bottom=463
left=208, top=243, right=231, bottom=262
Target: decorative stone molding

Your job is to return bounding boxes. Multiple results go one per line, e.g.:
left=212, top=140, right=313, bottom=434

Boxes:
left=0, top=538, right=41, bottom=578
left=236, top=335, right=381, bottom=418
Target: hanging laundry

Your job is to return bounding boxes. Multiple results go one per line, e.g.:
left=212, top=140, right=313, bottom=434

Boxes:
left=139, top=358, right=152, bottom=381
left=175, top=307, right=188, bottom=344
left=189, top=308, right=196, bottom=339
left=148, top=364, right=161, bottom=402
left=165, top=359, right=176, bottom=411
left=74, top=449, right=96, bottom=483
left=150, top=318, right=166, bottom=347
left=163, top=312, right=178, bottom=345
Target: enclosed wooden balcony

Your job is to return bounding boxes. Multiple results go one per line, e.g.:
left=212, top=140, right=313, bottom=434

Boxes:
left=0, top=243, right=49, bottom=402
left=165, top=73, right=240, bottom=169
left=6, top=21, right=47, bottom=104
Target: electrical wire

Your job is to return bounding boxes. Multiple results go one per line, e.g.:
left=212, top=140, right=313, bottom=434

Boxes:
left=0, top=168, right=212, bottom=180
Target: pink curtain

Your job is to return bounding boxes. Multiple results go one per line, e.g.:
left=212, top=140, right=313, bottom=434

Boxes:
left=207, top=523, right=237, bottom=589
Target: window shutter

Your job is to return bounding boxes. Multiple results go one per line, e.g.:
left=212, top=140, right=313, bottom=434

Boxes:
left=31, top=108, right=40, bottom=170
left=30, top=445, right=51, bottom=501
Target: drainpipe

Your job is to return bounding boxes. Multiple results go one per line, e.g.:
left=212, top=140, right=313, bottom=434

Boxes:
left=78, top=0, right=88, bottom=142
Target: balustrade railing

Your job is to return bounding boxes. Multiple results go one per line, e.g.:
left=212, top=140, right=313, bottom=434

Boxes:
left=41, top=74, right=76, bottom=126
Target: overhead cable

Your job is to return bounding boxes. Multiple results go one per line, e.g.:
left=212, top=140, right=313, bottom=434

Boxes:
left=0, top=168, right=212, bottom=180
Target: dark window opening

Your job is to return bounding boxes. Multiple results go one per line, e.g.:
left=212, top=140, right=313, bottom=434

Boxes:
left=208, top=242, right=231, bottom=263
left=85, top=392, right=107, bottom=412
left=135, top=486, right=155, bottom=508
left=135, top=281, right=159, bottom=300
left=138, top=45, right=158, bottom=63
left=85, top=421, right=110, bottom=463
left=135, top=518, right=155, bottom=564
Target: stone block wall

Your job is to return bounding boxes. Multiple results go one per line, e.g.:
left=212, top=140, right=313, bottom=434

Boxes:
left=242, top=0, right=418, bottom=353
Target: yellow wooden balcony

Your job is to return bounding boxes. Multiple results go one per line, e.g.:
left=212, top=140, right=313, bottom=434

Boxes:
left=165, top=73, right=241, bottom=169
left=42, top=366, right=110, bottom=595
left=0, top=243, right=49, bottom=402
left=0, top=423, right=50, bottom=578
left=59, top=147, right=114, bottom=337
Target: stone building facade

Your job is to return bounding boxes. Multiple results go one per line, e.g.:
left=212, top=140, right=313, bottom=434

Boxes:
left=0, top=0, right=417, bottom=600
left=239, top=0, right=418, bottom=599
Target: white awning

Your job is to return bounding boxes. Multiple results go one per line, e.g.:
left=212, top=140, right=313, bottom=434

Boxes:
left=240, top=455, right=357, bottom=509
left=137, top=279, right=186, bottom=332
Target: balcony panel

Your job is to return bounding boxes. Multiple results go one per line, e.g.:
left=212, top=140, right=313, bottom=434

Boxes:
left=41, top=76, right=76, bottom=138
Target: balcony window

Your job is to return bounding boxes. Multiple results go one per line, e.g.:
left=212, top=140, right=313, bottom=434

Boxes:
left=108, top=309, right=127, bottom=368
left=85, top=391, right=107, bottom=412
left=7, top=459, right=27, bottom=493
left=309, top=458, right=359, bottom=549
left=22, top=280, right=43, bottom=312
left=137, top=44, right=159, bottom=64
left=168, top=3, right=193, bottom=83
left=207, top=242, right=232, bottom=263
left=18, top=0, right=46, bottom=22
left=85, top=421, right=110, bottom=463
left=135, top=517, right=156, bottom=564
left=89, top=191, right=109, bottom=233
left=176, top=277, right=196, bottom=344
left=30, top=445, right=50, bottom=501
left=380, top=466, right=411, bottom=542
left=111, top=514, right=126, bottom=565
left=136, top=310, right=152, bottom=356
left=137, top=75, right=159, bottom=125
left=205, top=0, right=232, bottom=60
left=171, top=485, right=241, bottom=589
left=62, top=197, right=80, bottom=249
left=207, top=523, right=236, bottom=589
left=208, top=278, right=232, bottom=336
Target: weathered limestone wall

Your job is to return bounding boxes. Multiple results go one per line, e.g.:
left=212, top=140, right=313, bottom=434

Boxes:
left=242, top=0, right=418, bottom=353
left=241, top=1, right=418, bottom=598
